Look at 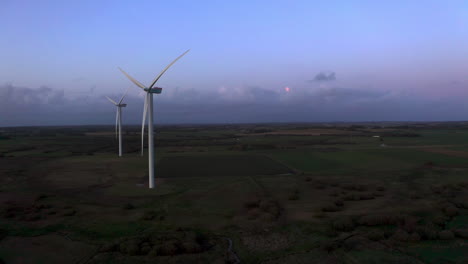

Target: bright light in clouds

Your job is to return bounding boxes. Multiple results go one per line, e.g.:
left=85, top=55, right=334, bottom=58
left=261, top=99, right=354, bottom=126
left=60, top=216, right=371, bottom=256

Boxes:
left=284, top=86, right=291, bottom=93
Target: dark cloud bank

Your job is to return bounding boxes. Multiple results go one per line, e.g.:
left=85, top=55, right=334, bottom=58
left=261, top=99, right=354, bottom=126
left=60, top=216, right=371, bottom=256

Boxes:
left=310, top=71, right=336, bottom=82
left=1, top=83, right=467, bottom=127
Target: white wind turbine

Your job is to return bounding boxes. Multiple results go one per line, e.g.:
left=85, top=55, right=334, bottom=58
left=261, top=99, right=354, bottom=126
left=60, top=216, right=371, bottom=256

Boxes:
left=118, top=49, right=190, bottom=189
left=105, top=90, right=128, bottom=157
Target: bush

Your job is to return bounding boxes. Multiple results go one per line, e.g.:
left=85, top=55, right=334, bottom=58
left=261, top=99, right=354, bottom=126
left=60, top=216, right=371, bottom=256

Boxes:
left=401, top=216, right=419, bottom=233
left=408, top=232, right=421, bottom=242
left=288, top=189, right=300, bottom=200
left=322, top=204, right=341, bottom=212
left=454, top=229, right=468, bottom=239
left=358, top=193, right=375, bottom=200
left=157, top=240, right=180, bottom=256
left=332, top=217, right=355, bottom=232
left=259, top=200, right=281, bottom=219
left=358, top=214, right=400, bottom=226
left=119, top=238, right=143, bottom=255
left=123, top=203, right=135, bottom=210
left=416, top=225, right=439, bottom=240
left=141, top=209, right=165, bottom=221
left=343, top=193, right=360, bottom=201
left=432, top=214, right=448, bottom=227
left=35, top=194, right=48, bottom=201
left=244, top=198, right=260, bottom=209
left=392, top=229, right=409, bottom=242
left=180, top=241, right=202, bottom=254
left=334, top=199, right=344, bottom=207
left=62, top=209, right=76, bottom=216
left=367, top=231, right=385, bottom=241
left=443, top=205, right=459, bottom=217
left=376, top=186, right=386, bottom=192
left=438, top=230, right=454, bottom=240
left=452, top=199, right=468, bottom=209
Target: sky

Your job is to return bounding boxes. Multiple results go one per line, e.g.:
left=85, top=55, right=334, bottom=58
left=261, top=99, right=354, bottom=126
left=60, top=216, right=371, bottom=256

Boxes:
left=1, top=0, right=467, bottom=126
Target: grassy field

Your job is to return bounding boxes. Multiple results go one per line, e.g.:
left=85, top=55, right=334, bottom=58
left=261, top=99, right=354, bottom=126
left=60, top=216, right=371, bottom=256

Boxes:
left=0, top=122, right=467, bottom=263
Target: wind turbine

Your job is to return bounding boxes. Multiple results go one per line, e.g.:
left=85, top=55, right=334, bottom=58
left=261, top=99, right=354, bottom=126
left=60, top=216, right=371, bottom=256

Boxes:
left=105, top=90, right=128, bottom=157
left=118, top=49, right=190, bottom=189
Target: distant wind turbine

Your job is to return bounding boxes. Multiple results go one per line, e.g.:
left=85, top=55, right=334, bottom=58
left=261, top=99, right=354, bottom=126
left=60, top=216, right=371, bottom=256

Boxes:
left=105, top=90, right=128, bottom=157
left=118, top=49, right=190, bottom=188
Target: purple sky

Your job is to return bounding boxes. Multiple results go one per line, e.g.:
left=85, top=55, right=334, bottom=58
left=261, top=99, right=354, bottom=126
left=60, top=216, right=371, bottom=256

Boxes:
left=1, top=1, right=468, bottom=126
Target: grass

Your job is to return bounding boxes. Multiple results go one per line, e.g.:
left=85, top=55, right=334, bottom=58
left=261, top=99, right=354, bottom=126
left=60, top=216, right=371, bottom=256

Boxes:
left=268, top=147, right=468, bottom=175
left=447, top=215, right=468, bottom=229
left=408, top=241, right=468, bottom=264
left=157, top=153, right=292, bottom=177
left=2, top=124, right=468, bottom=263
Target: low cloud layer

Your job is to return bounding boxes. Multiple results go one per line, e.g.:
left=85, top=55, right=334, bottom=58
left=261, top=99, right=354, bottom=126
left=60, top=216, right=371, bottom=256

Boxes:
left=1, top=83, right=467, bottom=127
left=310, top=72, right=336, bottom=82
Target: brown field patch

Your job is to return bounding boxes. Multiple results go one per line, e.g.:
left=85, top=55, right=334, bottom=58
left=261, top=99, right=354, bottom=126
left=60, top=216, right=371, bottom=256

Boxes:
left=242, top=128, right=355, bottom=136
left=421, top=148, right=468, bottom=158
left=0, top=234, right=96, bottom=264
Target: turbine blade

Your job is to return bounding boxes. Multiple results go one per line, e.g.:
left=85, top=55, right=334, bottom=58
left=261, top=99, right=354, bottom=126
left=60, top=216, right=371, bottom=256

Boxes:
left=118, top=88, right=130, bottom=104
left=115, top=108, right=119, bottom=139
left=141, top=93, right=149, bottom=156
left=106, top=96, right=118, bottom=105
left=118, top=67, right=146, bottom=89
left=148, top=49, right=190, bottom=89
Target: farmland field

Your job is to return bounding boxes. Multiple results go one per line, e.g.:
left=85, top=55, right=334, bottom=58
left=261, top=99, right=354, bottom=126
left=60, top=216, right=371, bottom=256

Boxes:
left=0, top=122, right=467, bottom=263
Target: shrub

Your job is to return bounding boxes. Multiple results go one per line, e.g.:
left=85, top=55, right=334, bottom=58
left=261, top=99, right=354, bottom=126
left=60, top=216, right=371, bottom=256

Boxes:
left=367, top=230, right=385, bottom=241
left=416, top=225, right=439, bottom=240
left=401, top=216, right=419, bottom=233
left=123, top=203, right=135, bottom=210
left=244, top=198, right=260, bottom=209
left=443, top=205, right=459, bottom=217
left=259, top=200, right=281, bottom=219
left=62, top=209, right=76, bottom=216
left=438, top=230, right=454, bottom=240
left=141, top=209, right=165, bottom=221
left=157, top=240, right=180, bottom=256
left=119, top=238, right=143, bottom=256
left=408, top=233, right=421, bottom=242
left=358, top=193, right=375, bottom=200
left=180, top=241, right=202, bottom=254
left=452, top=199, right=468, bottom=209
left=288, top=192, right=299, bottom=201
left=392, top=229, right=409, bottom=242
left=322, top=204, right=341, bottom=212
left=35, top=194, right=48, bottom=201
left=334, top=199, right=344, bottom=207
left=432, top=214, right=448, bottom=227
left=247, top=208, right=261, bottom=220
left=454, top=229, right=468, bottom=239
left=343, top=193, right=360, bottom=201
left=332, top=217, right=355, bottom=232
left=358, top=214, right=400, bottom=226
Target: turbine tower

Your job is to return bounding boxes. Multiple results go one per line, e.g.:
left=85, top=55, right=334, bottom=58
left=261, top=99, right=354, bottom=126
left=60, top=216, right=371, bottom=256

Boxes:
left=118, top=49, right=190, bottom=188
left=105, top=90, right=128, bottom=157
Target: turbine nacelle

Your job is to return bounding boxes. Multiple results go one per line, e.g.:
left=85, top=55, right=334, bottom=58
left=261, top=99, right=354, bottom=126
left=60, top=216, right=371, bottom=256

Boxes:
left=144, top=87, right=163, bottom=94
left=118, top=104, right=127, bottom=107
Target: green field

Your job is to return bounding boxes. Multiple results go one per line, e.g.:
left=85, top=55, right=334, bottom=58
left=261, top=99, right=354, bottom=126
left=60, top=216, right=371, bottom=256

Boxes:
left=0, top=123, right=467, bottom=263
left=158, top=154, right=292, bottom=177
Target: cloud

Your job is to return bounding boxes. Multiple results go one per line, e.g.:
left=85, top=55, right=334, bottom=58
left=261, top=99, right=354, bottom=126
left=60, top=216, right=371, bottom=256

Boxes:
left=1, top=83, right=468, bottom=126
left=309, top=71, right=336, bottom=82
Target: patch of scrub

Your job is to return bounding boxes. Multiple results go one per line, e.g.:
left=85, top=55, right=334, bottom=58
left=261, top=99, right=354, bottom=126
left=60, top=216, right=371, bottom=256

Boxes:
left=157, top=154, right=292, bottom=177
left=0, top=234, right=96, bottom=264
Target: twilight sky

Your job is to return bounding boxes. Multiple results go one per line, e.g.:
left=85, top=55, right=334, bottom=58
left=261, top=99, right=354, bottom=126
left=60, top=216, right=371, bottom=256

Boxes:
left=1, top=0, right=468, bottom=126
